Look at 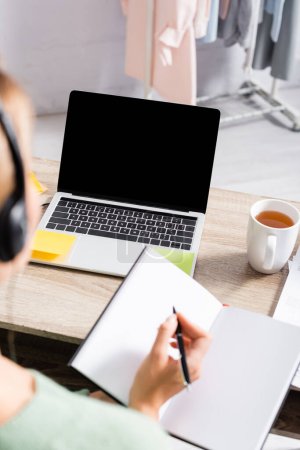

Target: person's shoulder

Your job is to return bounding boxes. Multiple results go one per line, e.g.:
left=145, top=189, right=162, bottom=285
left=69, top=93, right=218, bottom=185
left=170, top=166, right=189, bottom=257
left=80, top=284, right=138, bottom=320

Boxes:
left=0, top=369, right=171, bottom=450
left=33, top=370, right=172, bottom=450
left=98, top=402, right=171, bottom=450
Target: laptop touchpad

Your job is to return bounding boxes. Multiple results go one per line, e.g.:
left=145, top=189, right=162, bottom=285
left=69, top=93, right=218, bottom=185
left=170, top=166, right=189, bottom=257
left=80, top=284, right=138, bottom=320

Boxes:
left=69, top=236, right=145, bottom=277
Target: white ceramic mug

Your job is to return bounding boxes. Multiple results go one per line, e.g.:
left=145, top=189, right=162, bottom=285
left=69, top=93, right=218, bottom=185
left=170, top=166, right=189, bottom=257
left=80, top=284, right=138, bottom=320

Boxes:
left=247, top=199, right=300, bottom=274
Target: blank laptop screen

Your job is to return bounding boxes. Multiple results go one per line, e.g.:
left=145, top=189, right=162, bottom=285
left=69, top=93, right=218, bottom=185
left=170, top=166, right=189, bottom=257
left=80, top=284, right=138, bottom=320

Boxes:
left=58, top=91, right=220, bottom=213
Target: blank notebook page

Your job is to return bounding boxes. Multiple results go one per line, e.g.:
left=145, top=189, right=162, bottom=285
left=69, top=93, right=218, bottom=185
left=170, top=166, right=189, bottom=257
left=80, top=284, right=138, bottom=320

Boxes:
left=71, top=249, right=222, bottom=404
left=71, top=249, right=300, bottom=450
left=161, top=307, right=300, bottom=450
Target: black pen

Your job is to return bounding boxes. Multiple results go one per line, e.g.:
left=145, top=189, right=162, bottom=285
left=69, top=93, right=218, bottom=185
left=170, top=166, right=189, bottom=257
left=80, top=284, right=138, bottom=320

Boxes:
left=173, top=306, right=191, bottom=390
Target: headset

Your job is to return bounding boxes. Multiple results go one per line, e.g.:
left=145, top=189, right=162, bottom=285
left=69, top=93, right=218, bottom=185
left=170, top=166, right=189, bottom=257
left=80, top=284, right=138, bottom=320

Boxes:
left=0, top=104, right=27, bottom=262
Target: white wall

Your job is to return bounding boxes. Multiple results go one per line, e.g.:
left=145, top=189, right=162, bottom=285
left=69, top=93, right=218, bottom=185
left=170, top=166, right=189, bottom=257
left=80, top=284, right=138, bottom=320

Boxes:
left=0, top=0, right=299, bottom=115
left=0, top=0, right=141, bottom=114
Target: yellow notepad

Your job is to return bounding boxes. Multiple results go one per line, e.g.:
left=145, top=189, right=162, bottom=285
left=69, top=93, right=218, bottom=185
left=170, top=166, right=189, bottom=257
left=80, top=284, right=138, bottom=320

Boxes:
left=31, top=230, right=76, bottom=262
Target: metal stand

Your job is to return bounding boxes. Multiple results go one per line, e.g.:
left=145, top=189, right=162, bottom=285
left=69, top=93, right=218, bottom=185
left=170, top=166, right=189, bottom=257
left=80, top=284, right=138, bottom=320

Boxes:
left=144, top=0, right=155, bottom=99
left=196, top=0, right=300, bottom=131
left=196, top=79, right=300, bottom=131
left=144, top=0, right=300, bottom=131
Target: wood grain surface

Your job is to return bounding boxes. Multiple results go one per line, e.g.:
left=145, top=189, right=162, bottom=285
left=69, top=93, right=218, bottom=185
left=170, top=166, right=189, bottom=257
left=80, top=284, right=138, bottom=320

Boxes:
left=0, top=157, right=299, bottom=439
left=0, top=158, right=299, bottom=344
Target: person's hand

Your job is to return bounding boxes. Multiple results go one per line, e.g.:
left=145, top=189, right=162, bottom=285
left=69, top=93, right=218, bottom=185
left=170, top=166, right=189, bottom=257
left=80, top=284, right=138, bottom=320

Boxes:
left=89, top=390, right=116, bottom=404
left=128, top=312, right=211, bottom=420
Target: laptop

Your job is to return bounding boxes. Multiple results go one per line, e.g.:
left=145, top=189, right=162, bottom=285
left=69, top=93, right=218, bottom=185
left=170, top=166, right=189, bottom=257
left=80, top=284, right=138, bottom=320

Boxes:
left=33, top=91, right=220, bottom=277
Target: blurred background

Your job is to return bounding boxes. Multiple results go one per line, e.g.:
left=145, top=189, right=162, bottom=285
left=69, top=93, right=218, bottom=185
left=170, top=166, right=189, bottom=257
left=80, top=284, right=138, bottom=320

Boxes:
left=0, top=0, right=300, bottom=200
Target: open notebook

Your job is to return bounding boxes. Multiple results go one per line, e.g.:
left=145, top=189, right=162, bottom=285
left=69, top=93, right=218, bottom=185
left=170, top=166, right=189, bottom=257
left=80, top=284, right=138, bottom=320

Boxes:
left=70, top=248, right=300, bottom=450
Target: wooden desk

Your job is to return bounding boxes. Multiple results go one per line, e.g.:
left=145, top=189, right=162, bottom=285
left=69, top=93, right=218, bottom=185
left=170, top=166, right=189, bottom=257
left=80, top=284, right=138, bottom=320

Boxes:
left=0, top=157, right=299, bottom=345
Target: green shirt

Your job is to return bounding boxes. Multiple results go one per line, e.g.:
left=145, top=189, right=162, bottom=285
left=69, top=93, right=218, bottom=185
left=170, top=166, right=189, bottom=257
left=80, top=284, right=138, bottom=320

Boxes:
left=0, top=370, right=171, bottom=450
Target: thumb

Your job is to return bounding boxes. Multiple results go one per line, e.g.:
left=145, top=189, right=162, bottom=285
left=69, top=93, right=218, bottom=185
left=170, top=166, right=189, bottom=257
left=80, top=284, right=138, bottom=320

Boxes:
left=151, top=314, right=178, bottom=361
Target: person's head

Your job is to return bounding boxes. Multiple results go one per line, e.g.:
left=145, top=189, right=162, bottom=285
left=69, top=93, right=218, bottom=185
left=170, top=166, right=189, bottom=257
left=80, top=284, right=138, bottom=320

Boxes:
left=0, top=70, right=40, bottom=283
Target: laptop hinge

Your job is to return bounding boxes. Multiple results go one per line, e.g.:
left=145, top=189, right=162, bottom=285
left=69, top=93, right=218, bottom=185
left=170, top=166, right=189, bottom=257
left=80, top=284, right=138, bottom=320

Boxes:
left=60, top=193, right=198, bottom=214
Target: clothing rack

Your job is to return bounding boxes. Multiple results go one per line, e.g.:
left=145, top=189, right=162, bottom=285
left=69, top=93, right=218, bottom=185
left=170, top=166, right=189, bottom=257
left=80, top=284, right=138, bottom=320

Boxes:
left=144, top=0, right=300, bottom=131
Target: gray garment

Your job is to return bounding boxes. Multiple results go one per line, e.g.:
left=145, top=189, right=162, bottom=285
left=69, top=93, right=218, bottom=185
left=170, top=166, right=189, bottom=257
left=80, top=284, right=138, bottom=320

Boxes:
left=218, top=0, right=253, bottom=48
left=252, top=0, right=300, bottom=80
left=265, top=0, right=286, bottom=42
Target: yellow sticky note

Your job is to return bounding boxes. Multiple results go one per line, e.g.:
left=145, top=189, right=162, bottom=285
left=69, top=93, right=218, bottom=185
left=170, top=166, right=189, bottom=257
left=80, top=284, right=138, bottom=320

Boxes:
left=31, top=230, right=76, bottom=257
left=30, top=172, right=47, bottom=194
left=154, top=247, right=195, bottom=275
left=31, top=250, right=66, bottom=262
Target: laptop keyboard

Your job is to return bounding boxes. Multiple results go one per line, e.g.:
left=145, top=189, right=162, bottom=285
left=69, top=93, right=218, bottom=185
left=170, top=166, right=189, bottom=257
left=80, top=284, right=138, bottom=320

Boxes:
left=45, top=197, right=197, bottom=251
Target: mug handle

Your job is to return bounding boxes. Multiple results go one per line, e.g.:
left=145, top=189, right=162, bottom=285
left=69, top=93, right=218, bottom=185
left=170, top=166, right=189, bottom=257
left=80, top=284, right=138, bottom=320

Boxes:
left=262, top=235, right=277, bottom=271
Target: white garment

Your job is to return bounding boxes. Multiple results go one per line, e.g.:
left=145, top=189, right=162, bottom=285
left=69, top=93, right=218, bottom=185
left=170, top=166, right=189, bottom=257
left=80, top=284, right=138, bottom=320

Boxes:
left=194, top=0, right=211, bottom=38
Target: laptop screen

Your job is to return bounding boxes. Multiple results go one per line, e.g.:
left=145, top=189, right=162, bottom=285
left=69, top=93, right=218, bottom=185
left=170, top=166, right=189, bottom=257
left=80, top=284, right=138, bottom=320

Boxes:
left=58, top=91, right=220, bottom=213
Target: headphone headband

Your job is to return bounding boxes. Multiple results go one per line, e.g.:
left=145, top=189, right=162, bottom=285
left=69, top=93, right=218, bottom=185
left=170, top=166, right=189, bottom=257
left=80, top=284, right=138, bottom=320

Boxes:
left=0, top=103, right=27, bottom=262
left=0, top=105, right=25, bottom=199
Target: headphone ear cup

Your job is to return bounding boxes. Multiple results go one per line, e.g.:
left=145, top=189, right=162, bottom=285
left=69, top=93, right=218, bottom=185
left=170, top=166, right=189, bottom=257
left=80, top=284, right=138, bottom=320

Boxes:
left=0, top=197, right=27, bottom=262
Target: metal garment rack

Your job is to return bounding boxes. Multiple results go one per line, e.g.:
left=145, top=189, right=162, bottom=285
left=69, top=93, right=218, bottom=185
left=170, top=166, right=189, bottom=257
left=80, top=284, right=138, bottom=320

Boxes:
left=144, top=0, right=300, bottom=131
left=197, top=79, right=300, bottom=131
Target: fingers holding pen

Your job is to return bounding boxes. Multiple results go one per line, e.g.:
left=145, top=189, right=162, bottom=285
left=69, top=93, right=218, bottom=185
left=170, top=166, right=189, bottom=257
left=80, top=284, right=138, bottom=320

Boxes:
left=129, top=311, right=212, bottom=420
left=173, top=311, right=212, bottom=370
left=151, top=310, right=210, bottom=381
left=151, top=313, right=178, bottom=363
left=176, top=312, right=210, bottom=340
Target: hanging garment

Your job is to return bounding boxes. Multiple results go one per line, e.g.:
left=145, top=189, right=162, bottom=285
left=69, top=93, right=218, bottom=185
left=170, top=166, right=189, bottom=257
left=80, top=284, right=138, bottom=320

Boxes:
left=121, top=0, right=198, bottom=105
left=258, top=0, right=265, bottom=23
left=219, top=0, right=231, bottom=20
left=252, top=0, right=300, bottom=80
left=194, top=0, right=211, bottom=39
left=264, top=0, right=285, bottom=42
left=198, top=0, right=220, bottom=43
left=217, top=0, right=254, bottom=48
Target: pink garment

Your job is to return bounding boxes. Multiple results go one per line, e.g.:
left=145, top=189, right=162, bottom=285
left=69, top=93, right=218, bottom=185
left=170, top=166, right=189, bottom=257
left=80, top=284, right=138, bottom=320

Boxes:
left=194, top=0, right=212, bottom=39
left=121, top=0, right=197, bottom=105
left=219, top=0, right=231, bottom=19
